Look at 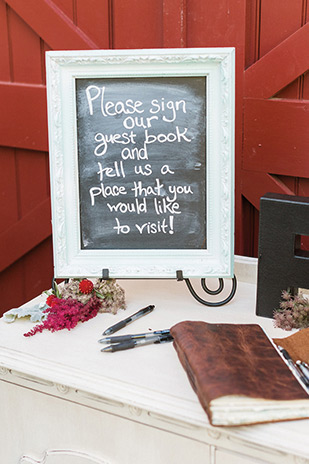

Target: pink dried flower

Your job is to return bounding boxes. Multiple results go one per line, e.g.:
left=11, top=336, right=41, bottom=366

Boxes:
left=273, top=291, right=309, bottom=330
left=281, top=290, right=291, bottom=301
left=24, top=296, right=101, bottom=337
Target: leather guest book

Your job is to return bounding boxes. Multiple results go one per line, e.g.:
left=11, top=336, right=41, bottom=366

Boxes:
left=170, top=321, right=309, bottom=426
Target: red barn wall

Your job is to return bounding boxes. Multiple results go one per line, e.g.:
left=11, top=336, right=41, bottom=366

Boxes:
left=0, top=0, right=308, bottom=313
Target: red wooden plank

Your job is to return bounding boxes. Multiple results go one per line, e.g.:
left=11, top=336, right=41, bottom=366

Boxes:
left=274, top=175, right=297, bottom=194
left=0, top=147, right=19, bottom=232
left=241, top=196, right=259, bottom=257
left=258, top=0, right=303, bottom=99
left=0, top=198, right=51, bottom=273
left=245, top=0, right=259, bottom=68
left=303, top=72, right=309, bottom=99
left=53, top=0, right=74, bottom=21
left=259, top=0, right=302, bottom=58
left=244, top=22, right=309, bottom=98
left=163, top=0, right=186, bottom=47
left=76, top=0, right=110, bottom=49
left=41, top=41, right=52, bottom=86
left=16, top=149, right=49, bottom=216
left=23, top=238, right=54, bottom=303
left=0, top=0, right=11, bottom=80
left=0, top=238, right=53, bottom=314
left=301, top=0, right=309, bottom=100
left=6, top=0, right=98, bottom=50
left=186, top=0, right=246, bottom=47
left=0, top=82, right=48, bottom=151
left=0, top=260, right=24, bottom=314
left=241, top=170, right=295, bottom=211
left=8, top=6, right=43, bottom=83
left=112, top=0, right=162, bottom=49
left=275, top=78, right=301, bottom=100
left=243, top=98, right=309, bottom=177
left=299, top=177, right=309, bottom=196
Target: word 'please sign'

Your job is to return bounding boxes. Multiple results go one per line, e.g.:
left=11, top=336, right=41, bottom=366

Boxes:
left=76, top=77, right=207, bottom=250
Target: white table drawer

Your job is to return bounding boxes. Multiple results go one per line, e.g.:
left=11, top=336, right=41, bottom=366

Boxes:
left=1, top=380, right=211, bottom=464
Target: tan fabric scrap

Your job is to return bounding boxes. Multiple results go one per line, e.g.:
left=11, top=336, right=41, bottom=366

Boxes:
left=273, top=328, right=309, bottom=364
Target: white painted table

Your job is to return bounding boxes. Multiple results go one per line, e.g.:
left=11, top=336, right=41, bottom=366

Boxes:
left=0, top=257, right=308, bottom=464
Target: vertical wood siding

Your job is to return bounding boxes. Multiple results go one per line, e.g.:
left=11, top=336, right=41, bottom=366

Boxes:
left=242, top=0, right=309, bottom=256
left=0, top=0, right=308, bottom=313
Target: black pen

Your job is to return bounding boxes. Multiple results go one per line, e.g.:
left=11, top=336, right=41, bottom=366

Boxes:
left=296, top=361, right=309, bottom=382
left=301, top=361, right=309, bottom=370
left=101, top=334, right=173, bottom=352
left=102, top=305, right=155, bottom=335
left=277, top=346, right=309, bottom=389
left=98, top=329, right=170, bottom=344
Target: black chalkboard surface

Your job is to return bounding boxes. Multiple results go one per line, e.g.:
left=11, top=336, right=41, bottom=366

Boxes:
left=76, top=76, right=206, bottom=250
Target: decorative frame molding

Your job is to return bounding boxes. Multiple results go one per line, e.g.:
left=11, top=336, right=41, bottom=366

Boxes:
left=46, top=48, right=235, bottom=279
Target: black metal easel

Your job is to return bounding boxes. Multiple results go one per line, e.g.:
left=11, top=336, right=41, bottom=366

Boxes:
left=102, top=268, right=237, bottom=307
left=52, top=271, right=237, bottom=307
left=176, top=271, right=237, bottom=307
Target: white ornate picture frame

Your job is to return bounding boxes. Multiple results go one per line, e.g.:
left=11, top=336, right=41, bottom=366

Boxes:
left=46, top=48, right=235, bottom=279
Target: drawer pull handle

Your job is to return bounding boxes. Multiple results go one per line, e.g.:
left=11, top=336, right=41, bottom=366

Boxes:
left=148, top=411, right=200, bottom=430
left=76, top=389, right=124, bottom=408
left=11, top=370, right=54, bottom=387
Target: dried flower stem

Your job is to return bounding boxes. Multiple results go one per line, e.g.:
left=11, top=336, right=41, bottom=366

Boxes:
left=24, top=296, right=101, bottom=337
left=273, top=291, right=309, bottom=331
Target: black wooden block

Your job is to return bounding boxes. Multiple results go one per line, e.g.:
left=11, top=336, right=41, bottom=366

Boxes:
left=256, top=193, right=309, bottom=318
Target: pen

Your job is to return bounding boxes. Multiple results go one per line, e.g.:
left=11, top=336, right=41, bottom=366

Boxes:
left=102, top=305, right=155, bottom=335
left=277, top=346, right=309, bottom=389
left=296, top=361, right=309, bottom=382
left=98, top=329, right=170, bottom=344
left=101, top=334, right=174, bottom=352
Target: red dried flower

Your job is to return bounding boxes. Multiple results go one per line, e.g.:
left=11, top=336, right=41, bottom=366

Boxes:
left=79, top=279, right=94, bottom=294
left=46, top=294, right=57, bottom=307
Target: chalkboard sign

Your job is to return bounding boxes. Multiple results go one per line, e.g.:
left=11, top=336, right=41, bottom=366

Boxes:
left=46, top=48, right=234, bottom=279
left=76, top=76, right=206, bottom=250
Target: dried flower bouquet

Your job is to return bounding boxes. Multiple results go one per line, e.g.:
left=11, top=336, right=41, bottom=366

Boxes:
left=24, top=278, right=126, bottom=337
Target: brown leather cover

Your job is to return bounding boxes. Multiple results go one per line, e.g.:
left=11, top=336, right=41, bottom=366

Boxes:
left=170, top=321, right=309, bottom=425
